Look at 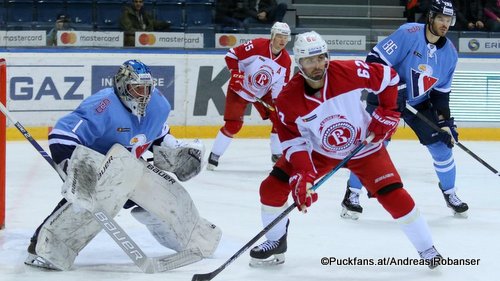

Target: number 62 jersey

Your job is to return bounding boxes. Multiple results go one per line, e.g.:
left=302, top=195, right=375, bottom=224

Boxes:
left=275, top=60, right=399, bottom=162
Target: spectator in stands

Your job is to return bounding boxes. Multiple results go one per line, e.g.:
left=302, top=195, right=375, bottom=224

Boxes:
left=405, top=0, right=431, bottom=23
left=484, top=0, right=500, bottom=31
left=454, top=0, right=485, bottom=31
left=47, top=13, right=74, bottom=46
left=243, top=0, right=288, bottom=27
left=215, top=0, right=246, bottom=28
left=120, top=0, right=170, bottom=46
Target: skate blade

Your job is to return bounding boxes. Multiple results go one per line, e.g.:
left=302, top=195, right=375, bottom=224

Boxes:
left=452, top=210, right=468, bottom=219
left=24, top=253, right=61, bottom=271
left=340, top=208, right=361, bottom=220
left=206, top=164, right=217, bottom=171
left=249, top=254, right=285, bottom=267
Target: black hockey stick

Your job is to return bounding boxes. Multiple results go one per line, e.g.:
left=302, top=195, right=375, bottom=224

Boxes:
left=0, top=101, right=202, bottom=272
left=191, top=134, right=375, bottom=281
left=405, top=103, right=499, bottom=176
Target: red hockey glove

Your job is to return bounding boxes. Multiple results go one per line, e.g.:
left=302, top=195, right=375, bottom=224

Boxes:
left=289, top=171, right=318, bottom=213
left=228, top=69, right=244, bottom=93
left=368, top=107, right=401, bottom=143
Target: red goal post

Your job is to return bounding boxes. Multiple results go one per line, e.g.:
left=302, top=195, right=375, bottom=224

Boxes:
left=0, top=58, right=6, bottom=229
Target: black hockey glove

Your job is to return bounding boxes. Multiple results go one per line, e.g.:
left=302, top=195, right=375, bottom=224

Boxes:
left=437, top=118, right=458, bottom=148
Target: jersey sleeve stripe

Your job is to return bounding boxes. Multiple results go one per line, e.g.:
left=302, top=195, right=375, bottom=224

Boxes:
left=371, top=47, right=393, bottom=67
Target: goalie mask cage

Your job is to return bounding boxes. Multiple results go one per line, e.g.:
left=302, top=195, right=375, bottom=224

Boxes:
left=0, top=58, right=5, bottom=229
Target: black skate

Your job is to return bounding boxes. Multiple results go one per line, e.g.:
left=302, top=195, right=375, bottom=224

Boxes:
left=340, top=184, right=363, bottom=220
left=249, top=233, right=287, bottom=267
left=419, top=246, right=443, bottom=269
left=440, top=184, right=468, bottom=218
left=207, top=152, right=219, bottom=171
left=271, top=154, right=282, bottom=164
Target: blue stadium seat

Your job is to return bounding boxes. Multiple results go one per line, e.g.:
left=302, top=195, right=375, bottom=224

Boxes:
left=35, top=0, right=64, bottom=23
left=6, top=0, right=35, bottom=30
left=154, top=1, right=184, bottom=31
left=185, top=2, right=213, bottom=27
left=66, top=0, right=94, bottom=29
left=95, top=0, right=124, bottom=31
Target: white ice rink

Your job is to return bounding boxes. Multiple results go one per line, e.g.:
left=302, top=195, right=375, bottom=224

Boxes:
left=2, top=138, right=500, bottom=281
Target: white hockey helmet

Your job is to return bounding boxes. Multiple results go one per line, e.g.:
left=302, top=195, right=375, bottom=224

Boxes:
left=271, top=21, right=291, bottom=41
left=293, top=31, right=329, bottom=80
left=113, top=60, right=155, bottom=117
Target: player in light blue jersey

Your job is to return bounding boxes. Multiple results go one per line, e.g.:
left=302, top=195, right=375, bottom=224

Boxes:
left=25, top=60, right=221, bottom=271
left=340, top=0, right=469, bottom=220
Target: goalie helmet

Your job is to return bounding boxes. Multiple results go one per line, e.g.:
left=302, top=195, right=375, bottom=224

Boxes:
left=429, top=0, right=456, bottom=26
left=114, top=60, right=154, bottom=117
left=271, top=22, right=291, bottom=41
left=293, top=31, right=329, bottom=81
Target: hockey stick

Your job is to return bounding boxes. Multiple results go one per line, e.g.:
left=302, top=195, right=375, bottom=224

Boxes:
left=239, top=87, right=276, bottom=112
left=405, top=103, right=499, bottom=177
left=192, top=134, right=375, bottom=281
left=0, top=101, right=202, bottom=273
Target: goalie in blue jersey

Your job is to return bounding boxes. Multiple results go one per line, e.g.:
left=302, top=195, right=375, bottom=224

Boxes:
left=25, top=60, right=221, bottom=271
left=341, top=0, right=469, bottom=220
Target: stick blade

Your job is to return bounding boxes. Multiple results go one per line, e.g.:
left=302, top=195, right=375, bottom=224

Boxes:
left=191, top=273, right=214, bottom=281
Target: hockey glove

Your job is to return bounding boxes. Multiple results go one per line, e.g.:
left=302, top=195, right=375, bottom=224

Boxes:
left=289, top=171, right=317, bottom=213
left=438, top=117, right=458, bottom=148
left=368, top=107, right=401, bottom=143
left=228, top=69, right=244, bottom=93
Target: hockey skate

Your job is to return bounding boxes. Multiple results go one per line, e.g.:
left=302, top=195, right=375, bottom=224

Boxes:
left=418, top=245, right=443, bottom=269
left=271, top=154, right=282, bottom=164
left=206, top=152, right=219, bottom=171
left=440, top=185, right=468, bottom=218
left=340, top=185, right=363, bottom=220
left=24, top=240, right=60, bottom=271
left=249, top=233, right=287, bottom=267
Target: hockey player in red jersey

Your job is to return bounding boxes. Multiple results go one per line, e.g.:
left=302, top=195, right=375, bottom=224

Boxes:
left=207, top=22, right=292, bottom=170
left=249, top=31, right=442, bottom=269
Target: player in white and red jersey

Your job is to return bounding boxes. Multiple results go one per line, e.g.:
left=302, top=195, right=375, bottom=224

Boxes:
left=207, top=22, right=292, bottom=170
left=249, top=31, right=442, bottom=269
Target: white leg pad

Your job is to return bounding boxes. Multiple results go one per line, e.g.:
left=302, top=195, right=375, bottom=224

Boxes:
left=130, top=162, right=222, bottom=257
left=34, top=144, right=142, bottom=270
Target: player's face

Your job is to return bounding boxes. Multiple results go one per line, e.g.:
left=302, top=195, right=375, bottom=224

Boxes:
left=127, top=84, right=151, bottom=99
left=431, top=14, right=452, bottom=36
left=300, top=54, right=328, bottom=81
left=272, top=34, right=288, bottom=51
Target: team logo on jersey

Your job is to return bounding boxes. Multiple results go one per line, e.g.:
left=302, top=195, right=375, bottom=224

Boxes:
left=319, top=115, right=361, bottom=154
left=410, top=67, right=438, bottom=98
left=95, top=98, right=111, bottom=113
left=130, top=134, right=150, bottom=158
left=249, top=65, right=274, bottom=91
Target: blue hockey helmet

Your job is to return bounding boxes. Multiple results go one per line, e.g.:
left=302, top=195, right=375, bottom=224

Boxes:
left=113, top=60, right=154, bottom=117
left=429, top=0, right=456, bottom=26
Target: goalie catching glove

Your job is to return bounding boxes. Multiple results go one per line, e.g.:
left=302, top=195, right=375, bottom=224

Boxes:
left=153, top=134, right=205, bottom=182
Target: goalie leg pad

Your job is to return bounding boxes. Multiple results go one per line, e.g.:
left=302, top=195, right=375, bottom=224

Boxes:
left=130, top=162, right=221, bottom=257
left=153, top=139, right=205, bottom=182
left=31, top=144, right=142, bottom=270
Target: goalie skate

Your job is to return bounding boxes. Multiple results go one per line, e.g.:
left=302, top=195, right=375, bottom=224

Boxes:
left=25, top=253, right=60, bottom=271
left=249, top=234, right=287, bottom=267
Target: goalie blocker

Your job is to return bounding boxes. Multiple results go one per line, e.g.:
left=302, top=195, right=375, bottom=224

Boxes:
left=26, top=144, right=221, bottom=271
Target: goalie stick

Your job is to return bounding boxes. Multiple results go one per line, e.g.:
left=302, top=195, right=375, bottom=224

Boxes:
left=0, top=101, right=202, bottom=273
left=405, top=103, right=499, bottom=177
left=191, top=134, right=375, bottom=281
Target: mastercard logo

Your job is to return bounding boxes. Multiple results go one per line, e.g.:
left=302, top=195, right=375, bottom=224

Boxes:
left=219, top=35, right=237, bottom=47
left=60, top=32, right=77, bottom=44
left=138, top=33, right=156, bottom=45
